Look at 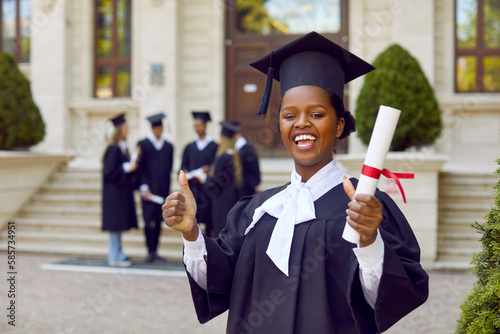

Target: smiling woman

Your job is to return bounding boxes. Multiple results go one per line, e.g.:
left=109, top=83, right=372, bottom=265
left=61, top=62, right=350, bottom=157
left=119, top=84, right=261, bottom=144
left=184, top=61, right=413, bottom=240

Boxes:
left=163, top=31, right=429, bottom=334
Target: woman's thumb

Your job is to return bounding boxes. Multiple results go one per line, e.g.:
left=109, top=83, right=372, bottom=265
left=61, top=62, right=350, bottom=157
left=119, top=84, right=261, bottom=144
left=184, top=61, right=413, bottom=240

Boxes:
left=343, top=176, right=356, bottom=200
left=179, top=171, right=193, bottom=198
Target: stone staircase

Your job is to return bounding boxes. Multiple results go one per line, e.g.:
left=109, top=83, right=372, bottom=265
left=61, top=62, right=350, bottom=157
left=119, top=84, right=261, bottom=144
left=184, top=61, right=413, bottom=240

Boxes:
left=435, top=171, right=497, bottom=269
left=0, top=166, right=185, bottom=262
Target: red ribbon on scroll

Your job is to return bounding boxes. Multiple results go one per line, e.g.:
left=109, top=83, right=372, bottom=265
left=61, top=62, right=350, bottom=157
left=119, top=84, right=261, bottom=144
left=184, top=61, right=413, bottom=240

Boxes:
left=361, top=165, right=414, bottom=203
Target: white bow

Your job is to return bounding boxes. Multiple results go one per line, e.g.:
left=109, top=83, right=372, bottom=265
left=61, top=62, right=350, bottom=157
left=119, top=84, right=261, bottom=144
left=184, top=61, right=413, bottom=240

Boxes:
left=245, top=160, right=349, bottom=276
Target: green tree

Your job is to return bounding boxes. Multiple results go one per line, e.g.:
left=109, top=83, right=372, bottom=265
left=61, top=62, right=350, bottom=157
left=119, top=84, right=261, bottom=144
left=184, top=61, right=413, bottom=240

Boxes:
left=355, top=44, right=442, bottom=151
left=456, top=159, right=500, bottom=333
left=0, top=52, right=45, bottom=150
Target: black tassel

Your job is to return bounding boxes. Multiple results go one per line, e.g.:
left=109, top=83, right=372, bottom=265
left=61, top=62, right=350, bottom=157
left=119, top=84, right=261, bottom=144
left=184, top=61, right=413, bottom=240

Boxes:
left=257, top=66, right=274, bottom=115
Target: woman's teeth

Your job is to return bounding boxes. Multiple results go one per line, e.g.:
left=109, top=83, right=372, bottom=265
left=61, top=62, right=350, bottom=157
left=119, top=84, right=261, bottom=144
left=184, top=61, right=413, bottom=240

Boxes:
left=295, top=134, right=316, bottom=148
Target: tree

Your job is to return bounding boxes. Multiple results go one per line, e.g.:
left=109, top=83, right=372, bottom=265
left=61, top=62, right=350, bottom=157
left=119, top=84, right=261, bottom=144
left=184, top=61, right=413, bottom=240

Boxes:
left=456, top=159, right=500, bottom=333
left=355, top=44, right=442, bottom=151
left=0, top=52, right=45, bottom=150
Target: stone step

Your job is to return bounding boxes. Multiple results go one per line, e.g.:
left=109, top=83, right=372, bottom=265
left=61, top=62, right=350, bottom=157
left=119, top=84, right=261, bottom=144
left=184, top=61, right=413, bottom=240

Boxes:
left=438, top=237, right=481, bottom=250
left=439, top=187, right=495, bottom=199
left=13, top=216, right=181, bottom=234
left=51, top=172, right=102, bottom=184
left=438, top=214, right=487, bottom=226
left=40, top=183, right=102, bottom=195
left=0, top=240, right=183, bottom=262
left=32, top=193, right=102, bottom=206
left=438, top=246, right=480, bottom=257
left=433, top=258, right=472, bottom=270
left=438, top=201, right=492, bottom=212
left=3, top=228, right=182, bottom=243
left=20, top=204, right=144, bottom=218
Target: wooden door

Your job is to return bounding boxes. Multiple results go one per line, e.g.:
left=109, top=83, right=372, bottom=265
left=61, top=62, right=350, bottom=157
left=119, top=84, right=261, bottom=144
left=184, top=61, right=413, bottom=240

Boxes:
left=225, top=0, right=350, bottom=156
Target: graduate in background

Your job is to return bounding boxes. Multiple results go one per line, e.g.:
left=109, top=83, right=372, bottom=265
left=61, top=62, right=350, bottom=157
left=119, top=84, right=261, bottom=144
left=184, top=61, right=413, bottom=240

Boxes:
left=180, top=111, right=218, bottom=235
left=163, top=32, right=428, bottom=333
left=204, top=122, right=242, bottom=237
left=232, top=122, right=261, bottom=197
left=102, top=113, right=139, bottom=267
left=137, top=113, right=174, bottom=263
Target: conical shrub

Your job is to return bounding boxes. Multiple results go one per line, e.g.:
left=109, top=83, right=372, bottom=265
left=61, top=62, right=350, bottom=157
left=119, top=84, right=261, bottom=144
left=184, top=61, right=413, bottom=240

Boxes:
left=0, top=52, right=45, bottom=150
left=355, top=44, right=442, bottom=151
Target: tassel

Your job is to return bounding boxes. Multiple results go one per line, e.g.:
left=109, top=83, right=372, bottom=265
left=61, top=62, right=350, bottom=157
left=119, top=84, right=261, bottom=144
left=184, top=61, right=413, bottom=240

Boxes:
left=257, top=66, right=274, bottom=116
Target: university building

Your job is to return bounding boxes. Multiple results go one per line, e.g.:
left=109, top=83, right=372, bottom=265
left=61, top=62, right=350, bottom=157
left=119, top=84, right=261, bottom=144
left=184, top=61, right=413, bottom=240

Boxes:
left=1, top=0, right=499, bottom=267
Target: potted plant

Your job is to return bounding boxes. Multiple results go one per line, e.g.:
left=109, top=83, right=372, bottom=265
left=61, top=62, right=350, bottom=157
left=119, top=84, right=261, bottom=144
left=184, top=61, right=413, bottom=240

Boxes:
left=0, top=52, right=45, bottom=150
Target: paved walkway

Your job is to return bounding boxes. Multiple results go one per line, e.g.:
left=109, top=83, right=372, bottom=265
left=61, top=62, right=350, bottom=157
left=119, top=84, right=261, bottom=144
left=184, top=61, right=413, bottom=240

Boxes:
left=0, top=252, right=475, bottom=334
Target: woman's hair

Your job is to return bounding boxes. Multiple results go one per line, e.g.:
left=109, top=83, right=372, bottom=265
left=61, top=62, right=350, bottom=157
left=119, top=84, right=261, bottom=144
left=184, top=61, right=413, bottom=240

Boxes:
left=215, top=135, right=243, bottom=188
left=325, top=89, right=356, bottom=140
left=277, top=88, right=356, bottom=140
left=101, top=124, right=125, bottom=164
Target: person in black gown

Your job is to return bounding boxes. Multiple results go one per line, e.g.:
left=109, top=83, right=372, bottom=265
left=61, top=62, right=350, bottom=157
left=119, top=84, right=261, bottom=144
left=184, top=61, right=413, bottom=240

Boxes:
left=180, top=111, right=218, bottom=236
left=102, top=113, right=139, bottom=267
left=137, top=113, right=174, bottom=262
left=232, top=122, right=261, bottom=197
left=204, top=122, right=242, bottom=237
left=163, top=32, right=429, bottom=333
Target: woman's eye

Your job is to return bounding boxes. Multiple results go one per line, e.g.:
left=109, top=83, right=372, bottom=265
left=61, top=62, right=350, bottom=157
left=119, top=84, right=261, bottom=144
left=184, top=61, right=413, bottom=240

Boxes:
left=283, top=113, right=296, bottom=119
left=311, top=113, right=324, bottom=118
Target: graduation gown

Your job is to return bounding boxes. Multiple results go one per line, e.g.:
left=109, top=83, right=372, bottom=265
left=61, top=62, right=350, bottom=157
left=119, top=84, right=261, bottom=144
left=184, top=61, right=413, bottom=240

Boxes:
left=238, top=143, right=261, bottom=197
left=186, top=179, right=429, bottom=333
left=205, top=153, right=239, bottom=237
left=180, top=141, right=218, bottom=226
left=137, top=138, right=174, bottom=223
left=102, top=145, right=138, bottom=232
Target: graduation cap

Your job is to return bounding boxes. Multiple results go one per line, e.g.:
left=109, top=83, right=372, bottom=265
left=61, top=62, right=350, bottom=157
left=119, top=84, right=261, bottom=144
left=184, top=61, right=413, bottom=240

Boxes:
left=249, top=31, right=375, bottom=115
left=110, top=113, right=126, bottom=127
left=191, top=111, right=212, bottom=123
left=146, top=113, right=166, bottom=127
left=220, top=121, right=241, bottom=138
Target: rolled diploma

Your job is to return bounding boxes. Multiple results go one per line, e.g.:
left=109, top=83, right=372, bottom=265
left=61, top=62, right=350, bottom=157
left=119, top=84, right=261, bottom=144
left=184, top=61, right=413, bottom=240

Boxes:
left=342, top=105, right=401, bottom=244
left=148, top=194, right=165, bottom=205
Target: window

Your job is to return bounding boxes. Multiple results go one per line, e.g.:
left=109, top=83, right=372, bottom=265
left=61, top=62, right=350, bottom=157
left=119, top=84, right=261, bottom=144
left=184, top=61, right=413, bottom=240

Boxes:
left=456, top=0, right=500, bottom=92
left=94, top=0, right=131, bottom=98
left=236, top=0, right=341, bottom=35
left=0, top=0, right=31, bottom=63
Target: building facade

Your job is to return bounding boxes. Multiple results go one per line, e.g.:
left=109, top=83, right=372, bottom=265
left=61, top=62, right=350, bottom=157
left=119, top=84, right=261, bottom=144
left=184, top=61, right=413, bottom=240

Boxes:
left=2, top=0, right=499, bottom=170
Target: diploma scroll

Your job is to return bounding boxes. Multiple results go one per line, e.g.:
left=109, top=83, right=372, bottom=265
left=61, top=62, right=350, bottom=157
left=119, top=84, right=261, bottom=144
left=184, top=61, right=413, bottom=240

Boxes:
left=147, top=194, right=165, bottom=205
left=184, top=168, right=207, bottom=183
left=342, top=105, right=401, bottom=244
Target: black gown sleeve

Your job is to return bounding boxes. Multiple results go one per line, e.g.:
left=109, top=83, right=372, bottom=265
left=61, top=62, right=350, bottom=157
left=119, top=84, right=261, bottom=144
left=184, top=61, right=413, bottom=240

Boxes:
left=103, top=146, right=128, bottom=187
left=348, top=190, right=429, bottom=333
left=185, top=196, right=255, bottom=324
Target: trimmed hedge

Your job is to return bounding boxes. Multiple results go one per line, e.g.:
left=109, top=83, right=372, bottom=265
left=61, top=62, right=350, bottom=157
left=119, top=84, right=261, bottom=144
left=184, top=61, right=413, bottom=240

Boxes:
left=455, top=159, right=500, bottom=333
left=0, top=52, right=45, bottom=150
left=355, top=44, right=442, bottom=151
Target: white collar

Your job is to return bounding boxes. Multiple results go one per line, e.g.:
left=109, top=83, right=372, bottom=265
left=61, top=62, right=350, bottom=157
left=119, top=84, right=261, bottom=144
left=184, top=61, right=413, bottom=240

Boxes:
left=195, top=134, right=213, bottom=151
left=235, top=137, right=247, bottom=152
left=118, top=141, right=128, bottom=155
left=245, top=159, right=351, bottom=276
left=147, top=132, right=165, bottom=151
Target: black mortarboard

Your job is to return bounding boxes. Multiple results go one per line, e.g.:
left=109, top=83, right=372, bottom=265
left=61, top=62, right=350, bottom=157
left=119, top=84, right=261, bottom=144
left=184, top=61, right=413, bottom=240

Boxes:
left=220, top=121, right=240, bottom=138
left=191, top=111, right=211, bottom=123
left=249, top=31, right=375, bottom=115
left=146, top=113, right=166, bottom=127
left=110, top=113, right=126, bottom=127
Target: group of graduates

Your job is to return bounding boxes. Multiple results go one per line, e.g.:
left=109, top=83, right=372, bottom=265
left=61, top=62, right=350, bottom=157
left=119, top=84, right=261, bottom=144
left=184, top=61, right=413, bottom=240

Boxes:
left=101, top=111, right=261, bottom=267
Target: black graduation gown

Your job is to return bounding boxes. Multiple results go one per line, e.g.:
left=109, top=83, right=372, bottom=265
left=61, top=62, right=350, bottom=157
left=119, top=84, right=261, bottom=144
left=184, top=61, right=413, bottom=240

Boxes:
left=137, top=138, right=174, bottom=223
left=205, top=153, right=239, bottom=237
left=238, top=143, right=261, bottom=197
left=180, top=141, right=218, bottom=226
left=102, top=145, right=138, bottom=232
left=185, top=179, right=429, bottom=333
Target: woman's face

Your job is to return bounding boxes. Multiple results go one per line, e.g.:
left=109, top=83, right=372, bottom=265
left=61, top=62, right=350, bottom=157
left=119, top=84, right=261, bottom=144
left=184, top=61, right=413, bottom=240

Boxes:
left=120, top=123, right=129, bottom=139
left=279, top=85, right=344, bottom=178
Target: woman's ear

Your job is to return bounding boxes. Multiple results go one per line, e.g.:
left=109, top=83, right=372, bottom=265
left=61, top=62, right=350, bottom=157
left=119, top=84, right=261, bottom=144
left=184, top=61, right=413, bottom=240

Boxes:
left=336, top=118, right=345, bottom=138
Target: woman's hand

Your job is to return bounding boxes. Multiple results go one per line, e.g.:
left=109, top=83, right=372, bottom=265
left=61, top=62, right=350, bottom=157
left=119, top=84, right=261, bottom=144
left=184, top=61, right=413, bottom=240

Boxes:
left=162, top=171, right=199, bottom=241
left=343, top=177, right=383, bottom=247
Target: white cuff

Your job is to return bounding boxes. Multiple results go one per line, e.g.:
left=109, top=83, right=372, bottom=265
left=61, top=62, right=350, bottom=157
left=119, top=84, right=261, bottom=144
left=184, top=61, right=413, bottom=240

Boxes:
left=183, top=225, right=207, bottom=259
left=122, top=162, right=132, bottom=173
left=140, top=184, right=150, bottom=193
left=352, top=229, right=384, bottom=268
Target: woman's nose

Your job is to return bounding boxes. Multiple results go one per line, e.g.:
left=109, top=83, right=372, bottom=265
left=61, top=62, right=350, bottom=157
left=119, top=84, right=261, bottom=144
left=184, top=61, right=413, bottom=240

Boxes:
left=294, top=113, right=310, bottom=128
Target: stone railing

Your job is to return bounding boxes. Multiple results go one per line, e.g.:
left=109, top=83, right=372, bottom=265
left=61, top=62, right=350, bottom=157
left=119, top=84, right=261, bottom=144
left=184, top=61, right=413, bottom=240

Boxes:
left=0, top=151, right=75, bottom=230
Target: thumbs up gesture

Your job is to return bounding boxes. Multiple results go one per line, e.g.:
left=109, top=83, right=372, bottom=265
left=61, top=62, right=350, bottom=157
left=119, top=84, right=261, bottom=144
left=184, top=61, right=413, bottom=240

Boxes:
left=162, top=171, right=199, bottom=241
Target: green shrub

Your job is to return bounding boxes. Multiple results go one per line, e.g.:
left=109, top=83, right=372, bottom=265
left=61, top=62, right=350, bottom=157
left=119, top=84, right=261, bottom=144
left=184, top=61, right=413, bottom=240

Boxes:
left=0, top=52, right=45, bottom=150
left=355, top=44, right=442, bottom=151
left=455, top=159, right=500, bottom=333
